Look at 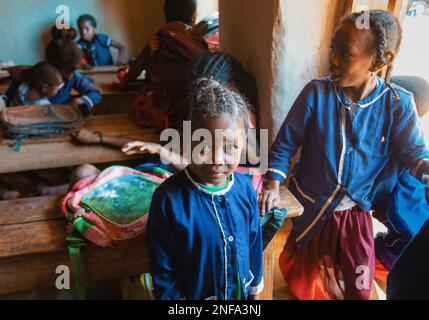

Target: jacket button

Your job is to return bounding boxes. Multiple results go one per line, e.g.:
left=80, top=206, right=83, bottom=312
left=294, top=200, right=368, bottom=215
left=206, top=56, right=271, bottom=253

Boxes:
left=228, top=236, right=234, bottom=242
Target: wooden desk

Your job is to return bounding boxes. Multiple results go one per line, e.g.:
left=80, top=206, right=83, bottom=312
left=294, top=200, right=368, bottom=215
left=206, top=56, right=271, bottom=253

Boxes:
left=0, top=113, right=159, bottom=174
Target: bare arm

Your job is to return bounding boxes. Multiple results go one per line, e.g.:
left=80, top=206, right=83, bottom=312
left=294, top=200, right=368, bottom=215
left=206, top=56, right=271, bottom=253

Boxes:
left=124, top=34, right=159, bottom=82
left=111, top=39, right=128, bottom=66
left=72, top=129, right=189, bottom=171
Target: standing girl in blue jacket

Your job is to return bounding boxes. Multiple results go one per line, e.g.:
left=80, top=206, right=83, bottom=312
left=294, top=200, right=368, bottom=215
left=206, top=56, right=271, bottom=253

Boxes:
left=259, top=10, right=429, bottom=300
left=146, top=77, right=264, bottom=300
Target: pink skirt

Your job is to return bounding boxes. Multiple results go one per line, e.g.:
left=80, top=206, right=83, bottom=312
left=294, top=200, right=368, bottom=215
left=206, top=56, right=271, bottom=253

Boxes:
left=279, top=206, right=375, bottom=300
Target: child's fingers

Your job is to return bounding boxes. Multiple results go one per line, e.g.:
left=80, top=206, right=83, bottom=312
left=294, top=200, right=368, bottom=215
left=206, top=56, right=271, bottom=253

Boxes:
left=123, top=149, right=139, bottom=155
left=266, top=193, right=276, bottom=213
left=258, top=192, right=270, bottom=216
left=122, top=141, right=145, bottom=151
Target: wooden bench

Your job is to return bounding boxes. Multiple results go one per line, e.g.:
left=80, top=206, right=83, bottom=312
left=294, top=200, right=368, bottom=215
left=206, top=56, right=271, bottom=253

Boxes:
left=0, top=195, right=150, bottom=296
left=0, top=186, right=303, bottom=298
left=0, top=113, right=159, bottom=174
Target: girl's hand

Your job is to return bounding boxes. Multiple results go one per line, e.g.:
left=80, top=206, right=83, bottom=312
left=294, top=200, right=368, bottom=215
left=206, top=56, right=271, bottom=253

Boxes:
left=149, top=34, right=160, bottom=52
left=71, top=129, right=102, bottom=144
left=258, top=179, right=281, bottom=216
left=191, top=21, right=209, bottom=36
left=121, top=141, right=162, bottom=155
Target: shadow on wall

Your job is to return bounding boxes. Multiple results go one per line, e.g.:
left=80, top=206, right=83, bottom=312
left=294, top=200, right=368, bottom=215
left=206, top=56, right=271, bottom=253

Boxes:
left=0, top=0, right=165, bottom=64
left=96, top=0, right=165, bottom=59
left=1, top=0, right=218, bottom=64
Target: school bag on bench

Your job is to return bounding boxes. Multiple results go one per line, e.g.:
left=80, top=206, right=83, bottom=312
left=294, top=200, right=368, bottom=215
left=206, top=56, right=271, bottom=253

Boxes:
left=61, top=165, right=168, bottom=299
left=0, top=104, right=85, bottom=151
left=235, top=167, right=288, bottom=249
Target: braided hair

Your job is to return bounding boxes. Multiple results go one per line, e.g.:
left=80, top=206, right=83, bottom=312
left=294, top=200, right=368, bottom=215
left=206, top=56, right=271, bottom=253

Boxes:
left=185, top=77, right=250, bottom=129
left=342, top=9, right=403, bottom=100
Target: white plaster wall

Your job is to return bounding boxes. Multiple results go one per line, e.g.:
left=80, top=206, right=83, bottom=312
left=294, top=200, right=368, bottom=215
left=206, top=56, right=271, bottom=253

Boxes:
left=0, top=0, right=219, bottom=65
left=220, top=0, right=344, bottom=142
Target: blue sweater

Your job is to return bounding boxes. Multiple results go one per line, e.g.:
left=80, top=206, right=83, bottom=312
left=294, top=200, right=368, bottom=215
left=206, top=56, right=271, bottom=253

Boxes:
left=49, top=71, right=102, bottom=110
left=146, top=168, right=264, bottom=300
left=78, top=34, right=114, bottom=66
left=267, top=77, right=429, bottom=246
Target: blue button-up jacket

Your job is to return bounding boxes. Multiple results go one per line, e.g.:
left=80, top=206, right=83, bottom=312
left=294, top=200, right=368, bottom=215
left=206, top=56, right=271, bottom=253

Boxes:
left=146, top=168, right=264, bottom=300
left=267, top=77, right=429, bottom=246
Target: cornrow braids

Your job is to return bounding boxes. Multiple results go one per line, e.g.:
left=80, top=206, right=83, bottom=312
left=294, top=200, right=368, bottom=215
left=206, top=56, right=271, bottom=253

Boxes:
left=185, top=77, right=250, bottom=129
left=342, top=9, right=403, bottom=101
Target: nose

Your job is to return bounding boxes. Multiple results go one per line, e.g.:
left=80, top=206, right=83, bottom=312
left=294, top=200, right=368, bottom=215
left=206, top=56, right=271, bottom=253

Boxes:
left=330, top=50, right=339, bottom=68
left=211, top=148, right=226, bottom=165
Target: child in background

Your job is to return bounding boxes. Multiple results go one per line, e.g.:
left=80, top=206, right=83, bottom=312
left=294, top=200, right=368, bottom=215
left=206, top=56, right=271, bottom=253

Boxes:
left=147, top=77, right=263, bottom=300
left=5, top=62, right=63, bottom=106
left=259, top=10, right=429, bottom=300
left=122, top=0, right=217, bottom=130
left=77, top=14, right=128, bottom=67
left=124, top=0, right=211, bottom=83
left=45, top=32, right=102, bottom=114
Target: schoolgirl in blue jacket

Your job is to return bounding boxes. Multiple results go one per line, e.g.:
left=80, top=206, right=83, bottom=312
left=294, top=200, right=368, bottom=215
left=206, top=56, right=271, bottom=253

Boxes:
left=146, top=78, right=263, bottom=300
left=259, top=10, right=429, bottom=300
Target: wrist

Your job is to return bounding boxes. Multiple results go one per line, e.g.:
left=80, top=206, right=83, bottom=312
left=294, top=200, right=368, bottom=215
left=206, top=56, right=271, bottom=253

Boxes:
left=264, top=178, right=280, bottom=191
left=93, top=131, right=103, bottom=144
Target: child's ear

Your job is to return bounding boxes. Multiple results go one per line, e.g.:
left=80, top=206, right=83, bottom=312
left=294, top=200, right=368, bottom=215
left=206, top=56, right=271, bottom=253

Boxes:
left=371, top=51, right=396, bottom=73
left=370, top=58, right=386, bottom=74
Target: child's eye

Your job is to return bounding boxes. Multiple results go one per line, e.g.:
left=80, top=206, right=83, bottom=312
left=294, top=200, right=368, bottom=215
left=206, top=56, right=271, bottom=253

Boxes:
left=341, top=50, right=351, bottom=58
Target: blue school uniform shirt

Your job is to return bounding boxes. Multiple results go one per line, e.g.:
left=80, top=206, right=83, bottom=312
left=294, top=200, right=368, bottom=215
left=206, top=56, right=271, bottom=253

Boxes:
left=266, top=77, right=429, bottom=247
left=4, top=83, right=51, bottom=106
left=78, top=34, right=114, bottom=66
left=146, top=168, right=264, bottom=300
left=49, top=71, right=102, bottom=110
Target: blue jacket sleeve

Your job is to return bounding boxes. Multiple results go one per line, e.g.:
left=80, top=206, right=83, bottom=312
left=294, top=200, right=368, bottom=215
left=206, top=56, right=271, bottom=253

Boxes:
left=391, top=94, right=429, bottom=183
left=248, top=193, right=264, bottom=296
left=97, top=34, right=112, bottom=48
left=74, top=74, right=102, bottom=110
left=267, top=82, right=315, bottom=183
left=146, top=187, right=182, bottom=300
